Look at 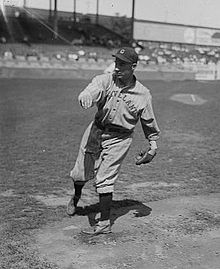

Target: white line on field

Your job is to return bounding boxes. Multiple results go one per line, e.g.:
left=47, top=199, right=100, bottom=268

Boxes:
left=191, top=94, right=196, bottom=102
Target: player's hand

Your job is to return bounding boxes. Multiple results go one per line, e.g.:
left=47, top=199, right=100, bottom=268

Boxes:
left=135, top=149, right=157, bottom=165
left=78, top=91, right=92, bottom=109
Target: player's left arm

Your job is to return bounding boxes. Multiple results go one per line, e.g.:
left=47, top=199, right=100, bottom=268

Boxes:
left=136, top=95, right=160, bottom=165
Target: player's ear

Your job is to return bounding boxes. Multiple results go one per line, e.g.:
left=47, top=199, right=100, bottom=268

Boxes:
left=132, top=63, right=137, bottom=70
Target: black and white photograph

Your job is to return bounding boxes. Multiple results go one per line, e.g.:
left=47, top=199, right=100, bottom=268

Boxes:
left=0, top=0, right=220, bottom=268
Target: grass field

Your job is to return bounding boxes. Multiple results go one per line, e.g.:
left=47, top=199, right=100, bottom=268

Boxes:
left=0, top=78, right=220, bottom=268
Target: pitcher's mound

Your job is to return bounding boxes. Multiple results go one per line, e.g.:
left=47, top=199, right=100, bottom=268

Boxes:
left=170, top=94, right=207, bottom=105
left=34, top=193, right=220, bottom=269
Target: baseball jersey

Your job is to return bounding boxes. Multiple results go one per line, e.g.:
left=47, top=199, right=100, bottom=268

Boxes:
left=79, top=73, right=160, bottom=141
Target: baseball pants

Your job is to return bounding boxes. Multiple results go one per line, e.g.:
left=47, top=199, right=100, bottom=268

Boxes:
left=70, top=121, right=133, bottom=193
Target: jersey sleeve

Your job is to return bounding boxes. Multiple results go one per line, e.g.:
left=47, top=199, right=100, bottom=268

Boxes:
left=140, top=94, right=160, bottom=141
left=79, top=74, right=109, bottom=106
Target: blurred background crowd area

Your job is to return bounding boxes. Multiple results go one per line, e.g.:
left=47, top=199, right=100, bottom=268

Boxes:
left=1, top=5, right=220, bottom=67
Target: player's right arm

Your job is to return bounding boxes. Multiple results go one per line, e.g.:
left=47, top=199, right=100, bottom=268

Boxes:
left=78, top=91, right=93, bottom=109
left=78, top=74, right=109, bottom=109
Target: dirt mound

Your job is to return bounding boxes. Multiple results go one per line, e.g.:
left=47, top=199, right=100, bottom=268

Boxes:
left=35, top=194, right=220, bottom=269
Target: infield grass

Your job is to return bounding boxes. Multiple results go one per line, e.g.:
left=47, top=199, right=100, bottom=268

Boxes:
left=0, top=78, right=220, bottom=268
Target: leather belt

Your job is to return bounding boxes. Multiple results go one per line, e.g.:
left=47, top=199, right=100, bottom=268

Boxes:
left=95, top=121, right=132, bottom=134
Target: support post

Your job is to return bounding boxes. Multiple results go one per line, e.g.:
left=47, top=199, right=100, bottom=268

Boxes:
left=73, top=0, right=76, bottom=23
left=53, top=0, right=58, bottom=39
left=96, top=0, right=99, bottom=25
left=131, top=0, right=135, bottom=41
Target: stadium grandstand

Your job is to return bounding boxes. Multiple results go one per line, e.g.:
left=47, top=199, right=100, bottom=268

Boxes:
left=1, top=0, right=220, bottom=80
left=0, top=3, right=131, bottom=61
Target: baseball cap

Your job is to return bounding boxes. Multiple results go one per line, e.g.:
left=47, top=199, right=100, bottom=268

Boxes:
left=112, top=47, right=138, bottom=64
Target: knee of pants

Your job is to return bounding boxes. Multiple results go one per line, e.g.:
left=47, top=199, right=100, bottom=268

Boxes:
left=70, top=151, right=97, bottom=182
left=96, top=184, right=115, bottom=194
left=95, top=172, right=118, bottom=194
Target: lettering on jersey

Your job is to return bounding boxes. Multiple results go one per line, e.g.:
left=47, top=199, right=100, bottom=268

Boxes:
left=119, top=93, right=138, bottom=114
left=107, top=89, right=118, bottom=100
left=107, top=90, right=138, bottom=114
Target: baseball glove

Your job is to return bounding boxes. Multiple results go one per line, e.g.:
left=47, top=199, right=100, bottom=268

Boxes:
left=135, top=149, right=157, bottom=165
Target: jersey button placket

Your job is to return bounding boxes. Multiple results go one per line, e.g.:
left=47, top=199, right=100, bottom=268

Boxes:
left=109, top=107, right=117, bottom=120
left=108, top=89, right=121, bottom=121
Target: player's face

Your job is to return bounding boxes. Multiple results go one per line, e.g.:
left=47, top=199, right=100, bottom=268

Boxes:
left=114, top=58, right=135, bottom=82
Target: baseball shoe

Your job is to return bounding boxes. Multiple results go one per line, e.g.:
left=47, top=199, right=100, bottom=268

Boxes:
left=81, top=220, right=111, bottom=235
left=66, top=195, right=79, bottom=216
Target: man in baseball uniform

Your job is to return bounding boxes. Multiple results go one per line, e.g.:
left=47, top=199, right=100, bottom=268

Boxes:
left=67, top=47, right=160, bottom=235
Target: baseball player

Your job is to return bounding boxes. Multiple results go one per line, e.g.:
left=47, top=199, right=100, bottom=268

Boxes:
left=67, top=47, right=160, bottom=235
